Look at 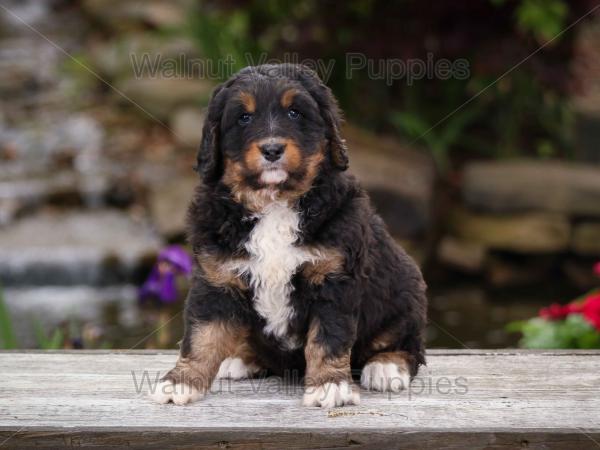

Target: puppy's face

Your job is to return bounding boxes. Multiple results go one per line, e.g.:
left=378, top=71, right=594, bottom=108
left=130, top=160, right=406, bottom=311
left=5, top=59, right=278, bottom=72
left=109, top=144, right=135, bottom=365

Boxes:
left=196, top=65, right=348, bottom=207
left=220, top=79, right=326, bottom=195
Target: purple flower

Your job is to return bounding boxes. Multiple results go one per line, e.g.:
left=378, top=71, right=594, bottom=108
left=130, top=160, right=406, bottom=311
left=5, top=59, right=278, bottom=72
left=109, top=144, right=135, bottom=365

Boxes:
left=139, top=245, right=193, bottom=304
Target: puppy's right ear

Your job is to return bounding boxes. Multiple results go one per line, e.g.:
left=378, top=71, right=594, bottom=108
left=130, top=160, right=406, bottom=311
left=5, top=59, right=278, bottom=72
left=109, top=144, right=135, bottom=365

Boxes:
left=196, top=83, right=227, bottom=183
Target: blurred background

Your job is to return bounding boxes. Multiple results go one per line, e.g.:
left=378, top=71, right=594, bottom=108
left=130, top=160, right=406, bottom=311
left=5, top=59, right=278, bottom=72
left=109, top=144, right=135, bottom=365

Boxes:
left=1, top=0, right=599, bottom=351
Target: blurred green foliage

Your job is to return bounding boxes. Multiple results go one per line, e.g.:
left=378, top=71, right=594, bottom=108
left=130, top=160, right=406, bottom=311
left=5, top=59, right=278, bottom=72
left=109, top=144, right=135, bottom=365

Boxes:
left=0, top=286, right=71, bottom=350
left=33, top=321, right=66, bottom=350
left=189, top=0, right=584, bottom=171
left=508, top=315, right=600, bottom=349
left=515, top=0, right=569, bottom=42
left=0, top=287, right=17, bottom=349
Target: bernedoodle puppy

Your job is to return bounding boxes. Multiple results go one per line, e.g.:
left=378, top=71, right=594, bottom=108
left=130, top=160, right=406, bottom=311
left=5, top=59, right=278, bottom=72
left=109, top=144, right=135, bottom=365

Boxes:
left=150, top=64, right=427, bottom=408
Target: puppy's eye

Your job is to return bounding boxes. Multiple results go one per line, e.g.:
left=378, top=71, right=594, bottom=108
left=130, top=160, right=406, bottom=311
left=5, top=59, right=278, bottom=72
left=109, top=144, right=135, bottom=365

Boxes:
left=287, top=108, right=301, bottom=120
left=238, top=113, right=253, bottom=126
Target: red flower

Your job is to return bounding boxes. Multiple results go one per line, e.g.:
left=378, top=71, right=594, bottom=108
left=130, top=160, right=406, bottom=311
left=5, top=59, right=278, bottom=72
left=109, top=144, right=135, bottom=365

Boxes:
left=594, top=262, right=600, bottom=277
left=581, top=294, right=600, bottom=331
left=539, top=303, right=576, bottom=320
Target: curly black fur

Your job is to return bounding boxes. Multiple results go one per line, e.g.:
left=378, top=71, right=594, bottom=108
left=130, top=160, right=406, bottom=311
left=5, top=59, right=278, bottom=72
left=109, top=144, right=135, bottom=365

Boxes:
left=182, top=64, right=427, bottom=379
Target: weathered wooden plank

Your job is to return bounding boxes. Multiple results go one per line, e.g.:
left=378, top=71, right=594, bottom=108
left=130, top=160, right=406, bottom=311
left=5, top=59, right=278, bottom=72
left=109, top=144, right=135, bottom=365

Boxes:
left=0, top=350, right=599, bottom=449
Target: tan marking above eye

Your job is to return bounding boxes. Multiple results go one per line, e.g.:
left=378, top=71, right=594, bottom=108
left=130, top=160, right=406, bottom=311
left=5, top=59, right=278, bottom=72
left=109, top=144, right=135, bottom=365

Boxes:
left=239, top=91, right=256, bottom=113
left=280, top=88, right=298, bottom=108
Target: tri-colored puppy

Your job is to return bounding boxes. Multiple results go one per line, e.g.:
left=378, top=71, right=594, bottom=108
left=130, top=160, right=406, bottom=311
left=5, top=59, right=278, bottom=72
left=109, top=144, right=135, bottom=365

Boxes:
left=150, top=64, right=427, bottom=408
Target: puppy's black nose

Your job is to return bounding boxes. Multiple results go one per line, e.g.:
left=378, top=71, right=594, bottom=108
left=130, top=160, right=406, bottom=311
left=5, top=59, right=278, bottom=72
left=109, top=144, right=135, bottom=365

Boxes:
left=260, top=143, right=285, bottom=162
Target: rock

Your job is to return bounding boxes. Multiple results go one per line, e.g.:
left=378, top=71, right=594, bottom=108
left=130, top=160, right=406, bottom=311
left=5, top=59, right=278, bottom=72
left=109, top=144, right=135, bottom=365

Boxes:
left=572, top=222, right=600, bottom=255
left=0, top=170, right=109, bottom=220
left=148, top=175, right=198, bottom=237
left=82, top=0, right=191, bottom=29
left=0, top=198, right=20, bottom=226
left=0, top=114, right=104, bottom=166
left=449, top=209, right=570, bottom=253
left=0, top=1, right=51, bottom=35
left=563, top=258, right=600, bottom=291
left=485, top=254, right=556, bottom=287
left=0, top=37, right=61, bottom=95
left=171, top=107, right=205, bottom=148
left=428, top=287, right=488, bottom=348
left=463, top=160, right=600, bottom=217
left=344, top=125, right=436, bottom=238
left=89, top=34, right=199, bottom=79
left=0, top=210, right=162, bottom=286
left=116, top=78, right=214, bottom=120
left=437, top=236, right=486, bottom=273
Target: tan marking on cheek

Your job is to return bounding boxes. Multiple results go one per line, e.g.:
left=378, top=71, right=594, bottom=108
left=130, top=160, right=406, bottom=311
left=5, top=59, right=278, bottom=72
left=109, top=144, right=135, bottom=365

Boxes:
left=280, top=88, right=298, bottom=108
left=278, top=150, right=324, bottom=202
left=304, top=151, right=324, bottom=182
left=223, top=158, right=243, bottom=186
left=244, top=142, right=264, bottom=172
left=222, top=158, right=245, bottom=200
left=197, top=253, right=248, bottom=291
left=239, top=91, right=256, bottom=113
left=304, top=319, right=352, bottom=387
left=283, top=138, right=302, bottom=171
left=302, top=247, right=344, bottom=285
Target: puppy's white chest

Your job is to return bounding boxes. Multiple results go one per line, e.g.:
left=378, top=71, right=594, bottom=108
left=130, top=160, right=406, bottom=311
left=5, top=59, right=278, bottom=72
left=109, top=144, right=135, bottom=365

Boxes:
left=233, top=201, right=317, bottom=346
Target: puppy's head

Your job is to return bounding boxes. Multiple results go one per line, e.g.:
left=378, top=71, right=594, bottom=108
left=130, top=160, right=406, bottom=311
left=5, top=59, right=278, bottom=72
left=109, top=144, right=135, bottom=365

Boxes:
left=196, top=64, right=348, bottom=207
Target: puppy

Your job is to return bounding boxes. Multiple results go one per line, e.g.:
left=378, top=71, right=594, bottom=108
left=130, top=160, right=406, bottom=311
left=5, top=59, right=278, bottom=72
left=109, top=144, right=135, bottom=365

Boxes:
left=150, top=64, right=427, bottom=408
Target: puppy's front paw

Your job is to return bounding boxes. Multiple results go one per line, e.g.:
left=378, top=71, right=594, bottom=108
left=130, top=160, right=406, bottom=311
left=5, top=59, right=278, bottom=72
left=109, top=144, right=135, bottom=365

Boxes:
left=360, top=361, right=410, bottom=392
left=216, top=357, right=260, bottom=380
left=149, top=379, right=204, bottom=405
left=302, top=381, right=360, bottom=408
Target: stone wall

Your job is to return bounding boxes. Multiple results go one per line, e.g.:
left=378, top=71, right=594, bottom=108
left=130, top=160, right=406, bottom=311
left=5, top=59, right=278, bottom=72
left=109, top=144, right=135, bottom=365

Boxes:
left=439, top=160, right=600, bottom=289
left=1, top=1, right=599, bottom=343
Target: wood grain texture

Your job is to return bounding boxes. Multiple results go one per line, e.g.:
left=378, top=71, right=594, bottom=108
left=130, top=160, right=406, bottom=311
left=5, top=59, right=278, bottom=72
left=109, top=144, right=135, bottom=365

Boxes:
left=1, top=350, right=599, bottom=449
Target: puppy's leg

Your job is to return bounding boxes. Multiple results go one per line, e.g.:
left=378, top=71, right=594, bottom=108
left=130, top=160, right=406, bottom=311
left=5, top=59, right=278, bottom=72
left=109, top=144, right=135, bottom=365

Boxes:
left=360, top=351, right=413, bottom=393
left=302, top=317, right=360, bottom=408
left=150, top=321, right=247, bottom=405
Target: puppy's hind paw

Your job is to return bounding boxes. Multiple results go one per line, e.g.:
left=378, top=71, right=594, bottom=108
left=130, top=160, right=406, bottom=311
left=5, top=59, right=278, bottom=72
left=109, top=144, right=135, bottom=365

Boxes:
left=148, top=379, right=204, bottom=405
left=302, top=381, right=360, bottom=408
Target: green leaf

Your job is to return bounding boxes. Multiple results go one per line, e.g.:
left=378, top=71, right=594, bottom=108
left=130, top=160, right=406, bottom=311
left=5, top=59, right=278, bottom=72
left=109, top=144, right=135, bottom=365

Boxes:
left=438, top=105, right=482, bottom=147
left=516, top=0, right=568, bottom=43
left=391, top=111, right=432, bottom=138
left=47, top=329, right=65, bottom=350
left=512, top=317, right=562, bottom=348
left=510, top=314, right=600, bottom=349
left=506, top=320, right=526, bottom=333
left=33, top=321, right=65, bottom=350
